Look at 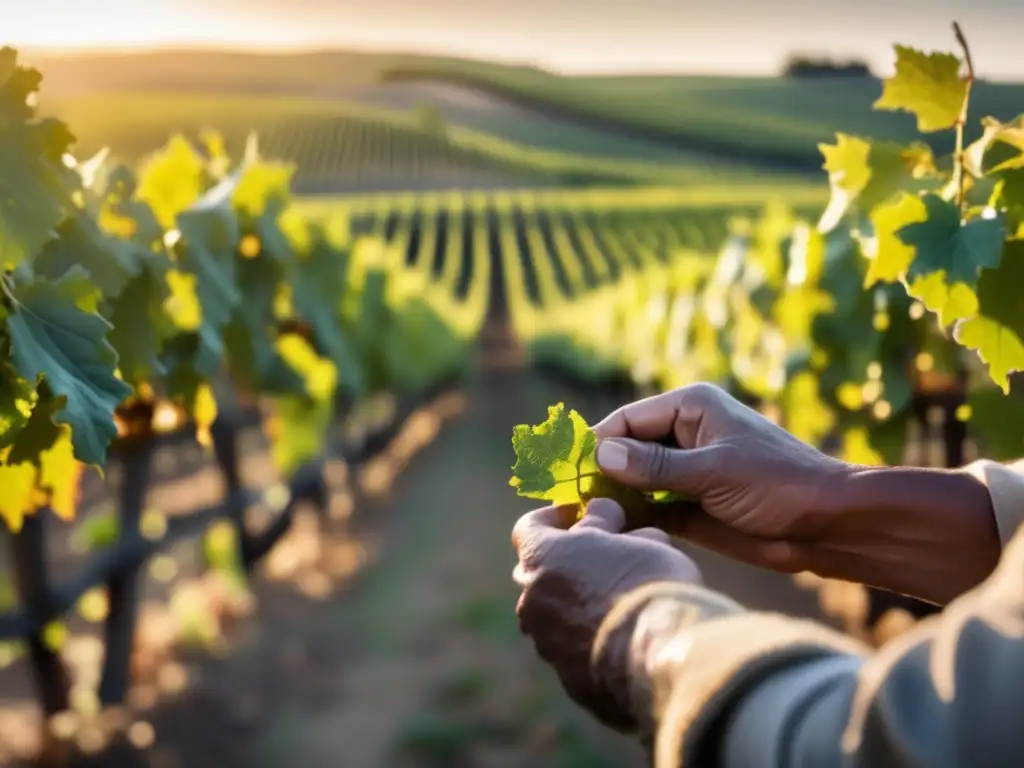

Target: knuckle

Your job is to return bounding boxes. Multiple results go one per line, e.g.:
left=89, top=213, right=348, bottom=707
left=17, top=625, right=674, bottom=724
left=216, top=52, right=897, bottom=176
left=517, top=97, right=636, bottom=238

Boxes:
left=644, top=443, right=672, bottom=484
left=683, top=381, right=722, bottom=405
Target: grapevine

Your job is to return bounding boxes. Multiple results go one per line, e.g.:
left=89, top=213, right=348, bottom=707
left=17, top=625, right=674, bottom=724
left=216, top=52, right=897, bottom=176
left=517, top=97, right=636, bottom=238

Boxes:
left=0, top=46, right=485, bottom=534
left=502, top=23, right=1023, bottom=468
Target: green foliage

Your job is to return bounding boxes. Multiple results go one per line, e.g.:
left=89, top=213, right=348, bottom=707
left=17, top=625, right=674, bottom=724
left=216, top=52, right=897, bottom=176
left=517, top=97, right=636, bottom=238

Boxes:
left=498, top=27, right=1023, bottom=469
left=0, top=44, right=483, bottom=532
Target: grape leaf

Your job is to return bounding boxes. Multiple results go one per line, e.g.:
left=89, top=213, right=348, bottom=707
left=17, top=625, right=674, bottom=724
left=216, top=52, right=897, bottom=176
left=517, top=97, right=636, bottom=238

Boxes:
left=864, top=193, right=927, bottom=286
left=106, top=250, right=173, bottom=386
left=6, top=268, right=132, bottom=465
left=970, top=116, right=1024, bottom=175
left=267, top=336, right=336, bottom=476
left=819, top=136, right=935, bottom=231
left=223, top=255, right=304, bottom=395
left=233, top=161, right=294, bottom=219
left=0, top=424, right=80, bottom=531
left=0, top=49, right=76, bottom=269
left=0, top=360, right=33, bottom=452
left=136, top=135, right=205, bottom=230
left=0, top=457, right=35, bottom=532
left=510, top=402, right=595, bottom=506
left=897, top=194, right=1005, bottom=286
left=873, top=45, right=967, bottom=132
left=176, top=204, right=241, bottom=334
left=954, top=240, right=1024, bottom=392
left=6, top=382, right=64, bottom=464
left=33, top=208, right=141, bottom=297
left=291, top=229, right=365, bottom=396
left=163, top=198, right=242, bottom=392
left=510, top=404, right=693, bottom=518
left=36, top=426, right=79, bottom=521
left=906, top=272, right=978, bottom=328
left=99, top=166, right=165, bottom=248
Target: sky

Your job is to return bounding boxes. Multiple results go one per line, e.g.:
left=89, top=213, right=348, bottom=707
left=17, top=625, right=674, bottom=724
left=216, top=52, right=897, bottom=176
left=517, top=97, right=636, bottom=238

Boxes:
left=6, top=0, right=1022, bottom=80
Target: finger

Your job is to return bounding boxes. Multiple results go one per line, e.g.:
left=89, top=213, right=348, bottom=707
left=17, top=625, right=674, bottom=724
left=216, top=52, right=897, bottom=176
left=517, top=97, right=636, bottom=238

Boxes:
left=511, top=505, right=577, bottom=551
left=592, top=383, right=723, bottom=446
left=572, top=498, right=625, bottom=533
left=595, top=438, right=721, bottom=496
left=626, top=527, right=671, bottom=544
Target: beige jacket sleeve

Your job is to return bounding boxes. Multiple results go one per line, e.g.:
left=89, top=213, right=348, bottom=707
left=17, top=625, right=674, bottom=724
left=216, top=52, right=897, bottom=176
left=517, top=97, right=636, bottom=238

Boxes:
left=605, top=460, right=1024, bottom=767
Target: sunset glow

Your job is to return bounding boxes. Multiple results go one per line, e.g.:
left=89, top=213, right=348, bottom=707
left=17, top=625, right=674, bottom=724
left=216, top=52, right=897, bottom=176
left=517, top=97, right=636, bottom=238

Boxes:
left=5, top=0, right=1021, bottom=79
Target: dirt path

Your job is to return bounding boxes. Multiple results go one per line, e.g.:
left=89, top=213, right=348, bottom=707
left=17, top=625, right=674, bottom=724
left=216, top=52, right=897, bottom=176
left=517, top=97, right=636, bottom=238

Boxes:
left=250, top=369, right=646, bottom=767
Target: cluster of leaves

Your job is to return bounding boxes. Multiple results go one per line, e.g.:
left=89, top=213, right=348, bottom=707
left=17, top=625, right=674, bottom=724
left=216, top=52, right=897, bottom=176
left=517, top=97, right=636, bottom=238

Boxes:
left=0, top=47, right=477, bottom=532
left=814, top=29, right=1023, bottom=456
left=516, top=30, right=1023, bottom=468
left=821, top=37, right=1022, bottom=387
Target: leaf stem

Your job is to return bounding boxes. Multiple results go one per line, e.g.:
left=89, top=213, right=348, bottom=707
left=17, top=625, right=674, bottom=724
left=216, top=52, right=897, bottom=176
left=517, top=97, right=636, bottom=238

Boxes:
left=552, top=471, right=602, bottom=487
left=952, top=21, right=975, bottom=217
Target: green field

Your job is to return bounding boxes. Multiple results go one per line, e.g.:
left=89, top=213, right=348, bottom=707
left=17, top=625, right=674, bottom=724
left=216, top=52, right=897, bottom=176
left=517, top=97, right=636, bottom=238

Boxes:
left=51, top=92, right=820, bottom=194
left=30, top=48, right=1024, bottom=174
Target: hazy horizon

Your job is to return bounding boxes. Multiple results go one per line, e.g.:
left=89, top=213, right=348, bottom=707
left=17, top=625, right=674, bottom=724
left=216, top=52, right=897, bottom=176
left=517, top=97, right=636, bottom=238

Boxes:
left=6, top=0, right=1022, bottom=81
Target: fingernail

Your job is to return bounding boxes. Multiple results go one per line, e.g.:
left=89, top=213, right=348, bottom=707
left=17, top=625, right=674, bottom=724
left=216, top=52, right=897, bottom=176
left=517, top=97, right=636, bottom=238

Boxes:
left=597, top=439, right=629, bottom=471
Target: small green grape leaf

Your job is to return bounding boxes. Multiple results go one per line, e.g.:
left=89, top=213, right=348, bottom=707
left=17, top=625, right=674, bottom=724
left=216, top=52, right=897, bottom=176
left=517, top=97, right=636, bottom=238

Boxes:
left=510, top=402, right=594, bottom=506
left=510, top=405, right=696, bottom=519
left=6, top=268, right=132, bottom=465
left=873, top=45, right=967, bottom=132
left=954, top=240, right=1024, bottom=392
left=897, top=194, right=1005, bottom=286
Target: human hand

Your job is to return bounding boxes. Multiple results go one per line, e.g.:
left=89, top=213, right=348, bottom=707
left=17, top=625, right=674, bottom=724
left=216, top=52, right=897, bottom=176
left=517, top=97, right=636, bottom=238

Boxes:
left=592, top=382, right=851, bottom=574
left=512, top=498, right=701, bottom=731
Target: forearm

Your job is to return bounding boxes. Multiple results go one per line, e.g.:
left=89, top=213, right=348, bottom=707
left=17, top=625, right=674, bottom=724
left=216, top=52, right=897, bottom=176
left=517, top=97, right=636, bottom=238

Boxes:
left=592, top=581, right=866, bottom=762
left=812, top=465, right=1001, bottom=605
left=609, top=530, right=1024, bottom=767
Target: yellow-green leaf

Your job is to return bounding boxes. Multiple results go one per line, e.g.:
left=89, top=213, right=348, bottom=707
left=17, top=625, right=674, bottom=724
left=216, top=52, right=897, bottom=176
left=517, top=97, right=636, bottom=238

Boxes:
left=873, top=45, right=967, bottom=132
left=864, top=193, right=927, bottom=286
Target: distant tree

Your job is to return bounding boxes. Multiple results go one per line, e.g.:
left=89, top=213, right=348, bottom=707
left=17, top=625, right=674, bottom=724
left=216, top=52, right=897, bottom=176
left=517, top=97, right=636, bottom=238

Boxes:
left=783, top=55, right=874, bottom=79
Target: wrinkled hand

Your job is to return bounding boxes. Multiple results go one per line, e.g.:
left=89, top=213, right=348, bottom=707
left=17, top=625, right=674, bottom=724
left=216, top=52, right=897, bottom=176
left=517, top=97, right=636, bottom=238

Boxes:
left=593, top=382, right=850, bottom=574
left=512, top=498, right=701, bottom=731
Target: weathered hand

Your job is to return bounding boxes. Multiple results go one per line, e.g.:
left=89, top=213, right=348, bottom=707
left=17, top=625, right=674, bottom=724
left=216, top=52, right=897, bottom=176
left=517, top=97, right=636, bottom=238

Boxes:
left=512, top=498, right=701, bottom=731
left=592, top=382, right=851, bottom=574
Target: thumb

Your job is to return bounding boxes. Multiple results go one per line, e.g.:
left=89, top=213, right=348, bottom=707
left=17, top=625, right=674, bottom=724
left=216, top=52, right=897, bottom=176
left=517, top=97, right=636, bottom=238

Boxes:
left=595, top=437, right=715, bottom=496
